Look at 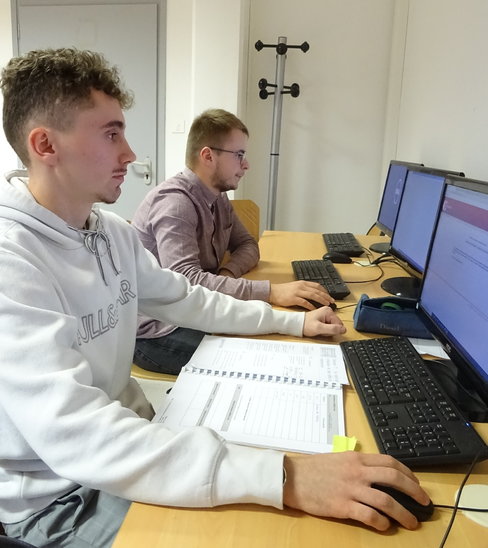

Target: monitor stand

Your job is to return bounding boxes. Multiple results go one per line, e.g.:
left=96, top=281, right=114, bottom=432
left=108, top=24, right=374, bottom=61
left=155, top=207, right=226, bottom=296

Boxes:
left=369, top=241, right=390, bottom=254
left=380, top=276, right=421, bottom=299
left=424, top=358, right=488, bottom=422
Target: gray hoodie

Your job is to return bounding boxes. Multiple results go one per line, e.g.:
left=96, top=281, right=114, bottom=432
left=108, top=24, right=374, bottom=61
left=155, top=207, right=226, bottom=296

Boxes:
left=0, top=172, right=304, bottom=523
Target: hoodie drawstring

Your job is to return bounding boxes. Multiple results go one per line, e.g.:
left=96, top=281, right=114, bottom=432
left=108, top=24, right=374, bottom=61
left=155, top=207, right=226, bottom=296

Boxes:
left=68, top=211, right=120, bottom=285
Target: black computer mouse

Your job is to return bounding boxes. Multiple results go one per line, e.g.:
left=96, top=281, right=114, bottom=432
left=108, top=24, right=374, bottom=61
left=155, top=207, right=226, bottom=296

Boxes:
left=322, top=251, right=353, bottom=264
left=372, top=484, right=434, bottom=522
left=305, top=300, right=337, bottom=311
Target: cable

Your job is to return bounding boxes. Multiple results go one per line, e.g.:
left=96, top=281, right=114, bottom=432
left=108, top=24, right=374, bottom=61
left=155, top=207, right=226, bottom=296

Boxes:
left=359, top=245, right=375, bottom=262
left=370, top=254, right=396, bottom=266
left=434, top=504, right=488, bottom=513
left=343, top=262, right=385, bottom=284
left=334, top=245, right=387, bottom=284
left=437, top=449, right=485, bottom=548
left=335, top=303, right=357, bottom=311
left=365, top=222, right=377, bottom=235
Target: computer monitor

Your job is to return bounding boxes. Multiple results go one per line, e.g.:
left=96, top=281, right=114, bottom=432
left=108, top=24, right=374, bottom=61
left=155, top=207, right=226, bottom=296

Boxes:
left=417, top=176, right=488, bottom=418
left=369, top=160, right=423, bottom=254
left=381, top=165, right=464, bottom=299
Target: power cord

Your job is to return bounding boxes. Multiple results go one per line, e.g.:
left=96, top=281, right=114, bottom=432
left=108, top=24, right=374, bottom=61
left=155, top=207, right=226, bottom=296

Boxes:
left=342, top=247, right=386, bottom=284
left=435, top=449, right=487, bottom=547
left=370, top=254, right=397, bottom=266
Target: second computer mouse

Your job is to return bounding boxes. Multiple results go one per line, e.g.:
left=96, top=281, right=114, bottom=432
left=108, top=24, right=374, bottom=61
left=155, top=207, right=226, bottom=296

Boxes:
left=372, top=484, right=434, bottom=522
left=322, top=251, right=353, bottom=264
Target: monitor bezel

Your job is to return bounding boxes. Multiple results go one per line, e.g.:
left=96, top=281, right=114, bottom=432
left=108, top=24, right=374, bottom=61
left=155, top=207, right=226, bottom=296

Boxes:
left=417, top=175, right=488, bottom=410
left=375, top=160, right=424, bottom=237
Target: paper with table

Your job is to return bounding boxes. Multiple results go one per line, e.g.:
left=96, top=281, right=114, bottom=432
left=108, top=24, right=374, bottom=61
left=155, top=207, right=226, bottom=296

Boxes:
left=153, top=335, right=348, bottom=454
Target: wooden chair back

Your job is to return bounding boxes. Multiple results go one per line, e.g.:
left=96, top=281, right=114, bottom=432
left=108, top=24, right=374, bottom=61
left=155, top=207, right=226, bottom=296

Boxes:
left=230, top=199, right=260, bottom=241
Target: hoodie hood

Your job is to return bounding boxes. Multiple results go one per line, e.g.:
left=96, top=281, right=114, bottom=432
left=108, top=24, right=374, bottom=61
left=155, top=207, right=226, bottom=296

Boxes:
left=0, top=171, right=120, bottom=284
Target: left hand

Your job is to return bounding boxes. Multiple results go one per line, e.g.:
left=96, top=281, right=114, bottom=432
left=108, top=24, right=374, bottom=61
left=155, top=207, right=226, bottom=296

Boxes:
left=302, top=306, right=346, bottom=337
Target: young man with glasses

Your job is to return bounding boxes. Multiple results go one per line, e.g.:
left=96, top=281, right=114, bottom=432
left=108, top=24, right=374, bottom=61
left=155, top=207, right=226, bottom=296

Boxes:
left=132, top=109, right=335, bottom=374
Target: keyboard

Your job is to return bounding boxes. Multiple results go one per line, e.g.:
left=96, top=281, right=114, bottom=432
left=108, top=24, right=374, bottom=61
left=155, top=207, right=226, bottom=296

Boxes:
left=291, top=259, right=350, bottom=299
left=322, top=232, right=363, bottom=257
left=340, top=336, right=488, bottom=466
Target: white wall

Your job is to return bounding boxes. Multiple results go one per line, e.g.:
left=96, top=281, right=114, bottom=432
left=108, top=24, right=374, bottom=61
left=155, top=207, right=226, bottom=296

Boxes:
left=244, top=0, right=395, bottom=233
left=0, top=0, right=17, bottom=175
left=164, top=0, right=249, bottom=180
left=395, top=0, right=488, bottom=181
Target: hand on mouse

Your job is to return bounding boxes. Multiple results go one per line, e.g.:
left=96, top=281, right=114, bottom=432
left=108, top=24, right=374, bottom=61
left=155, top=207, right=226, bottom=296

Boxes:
left=302, top=305, right=346, bottom=337
left=269, top=281, right=335, bottom=310
left=283, top=451, right=431, bottom=531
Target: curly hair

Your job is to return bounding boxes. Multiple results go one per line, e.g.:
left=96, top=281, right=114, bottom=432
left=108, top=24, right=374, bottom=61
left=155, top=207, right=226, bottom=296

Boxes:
left=1, top=47, right=134, bottom=166
left=185, top=108, right=249, bottom=170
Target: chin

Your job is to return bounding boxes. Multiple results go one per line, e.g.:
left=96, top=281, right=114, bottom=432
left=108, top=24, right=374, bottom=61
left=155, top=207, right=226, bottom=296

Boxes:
left=98, top=193, right=119, bottom=205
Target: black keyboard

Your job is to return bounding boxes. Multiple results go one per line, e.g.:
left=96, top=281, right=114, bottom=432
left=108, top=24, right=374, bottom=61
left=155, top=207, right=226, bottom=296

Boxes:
left=291, top=259, right=350, bottom=299
left=322, top=232, right=363, bottom=257
left=340, top=336, right=488, bottom=466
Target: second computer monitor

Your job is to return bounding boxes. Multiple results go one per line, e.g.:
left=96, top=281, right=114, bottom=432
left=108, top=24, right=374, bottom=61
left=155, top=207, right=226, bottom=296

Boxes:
left=381, top=165, right=463, bottom=299
left=370, top=160, right=423, bottom=254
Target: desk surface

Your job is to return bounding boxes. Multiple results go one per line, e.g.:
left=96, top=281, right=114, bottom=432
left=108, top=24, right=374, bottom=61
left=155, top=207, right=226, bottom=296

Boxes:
left=114, top=232, right=487, bottom=548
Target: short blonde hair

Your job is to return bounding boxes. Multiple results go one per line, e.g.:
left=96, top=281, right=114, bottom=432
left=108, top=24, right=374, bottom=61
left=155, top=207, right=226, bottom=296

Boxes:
left=185, top=108, right=249, bottom=169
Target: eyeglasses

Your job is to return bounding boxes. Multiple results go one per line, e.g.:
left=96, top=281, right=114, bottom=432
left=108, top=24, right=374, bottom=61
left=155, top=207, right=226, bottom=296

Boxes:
left=209, top=147, right=247, bottom=164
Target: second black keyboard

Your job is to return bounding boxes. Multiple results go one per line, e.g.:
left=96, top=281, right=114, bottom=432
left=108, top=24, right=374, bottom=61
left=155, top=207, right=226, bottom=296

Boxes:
left=291, top=259, right=350, bottom=299
left=322, top=232, right=363, bottom=256
left=340, top=336, right=488, bottom=467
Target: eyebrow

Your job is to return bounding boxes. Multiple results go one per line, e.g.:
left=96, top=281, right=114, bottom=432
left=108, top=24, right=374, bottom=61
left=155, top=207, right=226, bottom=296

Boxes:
left=101, top=120, right=125, bottom=130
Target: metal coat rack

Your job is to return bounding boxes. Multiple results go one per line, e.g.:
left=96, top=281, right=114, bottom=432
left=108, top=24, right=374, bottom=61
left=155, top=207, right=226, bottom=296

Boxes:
left=255, top=36, right=309, bottom=230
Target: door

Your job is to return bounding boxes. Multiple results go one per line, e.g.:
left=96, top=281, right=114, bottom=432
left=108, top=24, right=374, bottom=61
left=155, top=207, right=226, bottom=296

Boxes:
left=15, top=1, right=161, bottom=221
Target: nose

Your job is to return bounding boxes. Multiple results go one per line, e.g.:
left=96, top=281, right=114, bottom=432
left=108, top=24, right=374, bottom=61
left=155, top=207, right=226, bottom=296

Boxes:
left=241, top=157, right=250, bottom=170
left=122, top=138, right=137, bottom=164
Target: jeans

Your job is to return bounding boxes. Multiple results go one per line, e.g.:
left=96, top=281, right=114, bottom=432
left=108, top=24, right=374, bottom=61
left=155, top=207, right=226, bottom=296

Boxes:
left=133, top=327, right=207, bottom=375
left=3, top=486, right=131, bottom=548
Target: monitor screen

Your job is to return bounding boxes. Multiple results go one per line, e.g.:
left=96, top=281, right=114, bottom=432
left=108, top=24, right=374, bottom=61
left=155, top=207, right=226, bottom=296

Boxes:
left=376, top=161, right=422, bottom=237
left=379, top=165, right=464, bottom=298
left=418, top=177, right=488, bottom=409
left=380, top=167, right=448, bottom=298
left=391, top=169, right=447, bottom=273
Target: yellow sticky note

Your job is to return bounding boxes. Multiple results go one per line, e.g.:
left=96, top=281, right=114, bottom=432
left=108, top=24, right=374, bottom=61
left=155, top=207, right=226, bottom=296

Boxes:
left=332, top=435, right=358, bottom=452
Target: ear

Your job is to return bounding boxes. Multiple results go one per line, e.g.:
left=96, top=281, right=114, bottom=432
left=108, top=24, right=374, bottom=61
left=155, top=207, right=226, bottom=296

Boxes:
left=199, top=146, right=214, bottom=165
left=27, top=127, right=57, bottom=166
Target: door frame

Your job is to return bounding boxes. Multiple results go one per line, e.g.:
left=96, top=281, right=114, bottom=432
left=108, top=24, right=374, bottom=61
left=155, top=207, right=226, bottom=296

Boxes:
left=10, top=0, right=167, bottom=184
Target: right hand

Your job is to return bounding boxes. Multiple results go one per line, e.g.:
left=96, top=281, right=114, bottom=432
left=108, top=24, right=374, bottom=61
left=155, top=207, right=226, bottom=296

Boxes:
left=269, top=281, right=334, bottom=310
left=282, top=451, right=431, bottom=530
left=302, top=306, right=346, bottom=337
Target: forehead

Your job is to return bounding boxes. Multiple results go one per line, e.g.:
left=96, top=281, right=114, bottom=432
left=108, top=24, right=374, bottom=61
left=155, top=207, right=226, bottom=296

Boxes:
left=222, top=128, right=248, bottom=148
left=72, top=89, right=125, bottom=129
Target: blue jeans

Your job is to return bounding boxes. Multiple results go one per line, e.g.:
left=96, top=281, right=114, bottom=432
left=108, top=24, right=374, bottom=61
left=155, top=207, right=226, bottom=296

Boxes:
left=3, top=486, right=131, bottom=547
left=133, top=327, right=207, bottom=375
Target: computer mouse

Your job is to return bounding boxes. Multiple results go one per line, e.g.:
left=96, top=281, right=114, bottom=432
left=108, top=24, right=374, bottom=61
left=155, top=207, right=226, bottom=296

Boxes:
left=305, top=300, right=337, bottom=311
left=372, top=483, right=434, bottom=522
left=322, top=252, right=353, bottom=264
